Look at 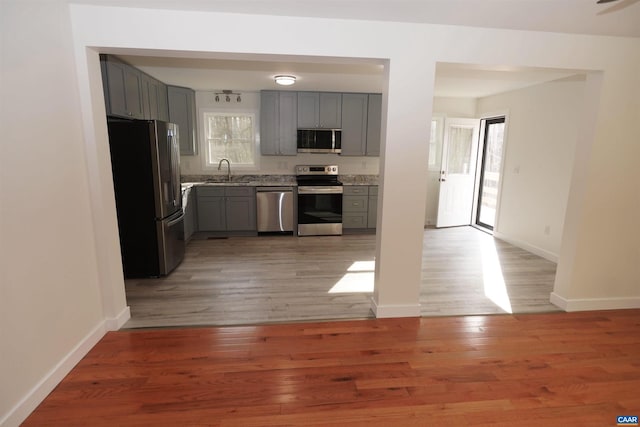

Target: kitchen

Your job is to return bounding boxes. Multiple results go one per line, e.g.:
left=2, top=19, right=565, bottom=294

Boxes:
left=102, top=52, right=577, bottom=328
left=102, top=54, right=386, bottom=327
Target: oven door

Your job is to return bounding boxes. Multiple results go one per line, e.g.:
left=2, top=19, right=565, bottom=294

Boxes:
left=297, top=186, right=343, bottom=236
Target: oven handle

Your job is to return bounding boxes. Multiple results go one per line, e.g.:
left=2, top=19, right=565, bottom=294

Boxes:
left=298, top=186, right=344, bottom=194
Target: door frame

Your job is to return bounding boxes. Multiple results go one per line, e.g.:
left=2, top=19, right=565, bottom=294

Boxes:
left=471, top=111, right=510, bottom=235
left=436, top=117, right=481, bottom=228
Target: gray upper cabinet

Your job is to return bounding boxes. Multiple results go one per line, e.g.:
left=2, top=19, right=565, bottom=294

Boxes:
left=260, top=91, right=297, bottom=156
left=340, top=93, right=369, bottom=156
left=297, top=92, right=342, bottom=129
left=168, top=85, right=197, bottom=156
left=366, top=94, right=382, bottom=157
left=100, top=55, right=144, bottom=119
left=141, top=74, right=169, bottom=122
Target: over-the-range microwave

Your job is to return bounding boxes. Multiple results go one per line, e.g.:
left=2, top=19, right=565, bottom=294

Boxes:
left=297, top=129, right=341, bottom=154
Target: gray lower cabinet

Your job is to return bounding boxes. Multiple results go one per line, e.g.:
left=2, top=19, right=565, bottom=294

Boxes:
left=196, top=186, right=256, bottom=233
left=225, top=187, right=257, bottom=231
left=168, top=85, right=197, bottom=155
left=367, top=186, right=378, bottom=228
left=183, top=187, right=197, bottom=241
left=100, top=55, right=144, bottom=119
left=343, top=186, right=369, bottom=229
left=260, top=91, right=297, bottom=155
left=196, top=187, right=226, bottom=231
left=343, top=185, right=378, bottom=230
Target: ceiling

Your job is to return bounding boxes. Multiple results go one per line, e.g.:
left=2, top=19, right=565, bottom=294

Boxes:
left=97, top=0, right=637, bottom=98
left=75, top=0, right=640, bottom=38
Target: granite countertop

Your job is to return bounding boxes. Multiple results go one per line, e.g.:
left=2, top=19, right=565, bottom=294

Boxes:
left=182, top=181, right=296, bottom=189
left=181, top=174, right=378, bottom=190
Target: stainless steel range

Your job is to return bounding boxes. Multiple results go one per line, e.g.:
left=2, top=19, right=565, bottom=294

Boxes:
left=295, top=165, right=343, bottom=236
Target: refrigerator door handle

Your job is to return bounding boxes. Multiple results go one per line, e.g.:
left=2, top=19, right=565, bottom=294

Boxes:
left=166, top=210, right=185, bottom=227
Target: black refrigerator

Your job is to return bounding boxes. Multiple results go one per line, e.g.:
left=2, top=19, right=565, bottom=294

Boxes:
left=107, top=119, right=185, bottom=278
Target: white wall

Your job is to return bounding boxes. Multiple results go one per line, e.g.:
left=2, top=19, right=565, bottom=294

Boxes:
left=179, top=90, right=380, bottom=177
left=476, top=77, right=586, bottom=260
left=2, top=1, right=639, bottom=424
left=433, top=97, right=477, bottom=118
left=0, top=1, right=122, bottom=425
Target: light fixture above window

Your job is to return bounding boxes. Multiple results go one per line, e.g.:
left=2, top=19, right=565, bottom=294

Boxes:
left=274, top=75, right=296, bottom=86
left=214, top=89, right=241, bottom=103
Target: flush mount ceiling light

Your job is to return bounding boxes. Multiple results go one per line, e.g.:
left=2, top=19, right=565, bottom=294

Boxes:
left=274, top=75, right=296, bottom=86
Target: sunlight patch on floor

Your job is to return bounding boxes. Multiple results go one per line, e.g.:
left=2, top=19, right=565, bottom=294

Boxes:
left=480, top=236, right=513, bottom=313
left=329, top=260, right=375, bottom=293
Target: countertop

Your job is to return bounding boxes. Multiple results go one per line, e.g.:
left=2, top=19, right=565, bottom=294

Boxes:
left=182, top=181, right=295, bottom=190
left=181, top=174, right=378, bottom=191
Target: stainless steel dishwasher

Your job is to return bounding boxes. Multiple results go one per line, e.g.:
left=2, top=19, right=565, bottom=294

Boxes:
left=256, top=187, right=294, bottom=233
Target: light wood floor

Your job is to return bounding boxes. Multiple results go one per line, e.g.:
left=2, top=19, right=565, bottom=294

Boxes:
left=124, top=227, right=559, bottom=328
left=24, top=310, right=640, bottom=426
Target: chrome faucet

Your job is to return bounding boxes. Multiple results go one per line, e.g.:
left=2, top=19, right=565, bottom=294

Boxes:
left=218, top=158, right=231, bottom=181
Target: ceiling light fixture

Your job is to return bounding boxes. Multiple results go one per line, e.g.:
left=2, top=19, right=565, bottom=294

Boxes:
left=275, top=75, right=296, bottom=86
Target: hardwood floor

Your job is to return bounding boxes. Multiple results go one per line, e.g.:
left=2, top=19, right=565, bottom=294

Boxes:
left=24, top=310, right=640, bottom=426
left=124, top=227, right=559, bottom=329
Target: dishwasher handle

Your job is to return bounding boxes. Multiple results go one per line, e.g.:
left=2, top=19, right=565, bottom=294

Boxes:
left=256, top=186, right=294, bottom=192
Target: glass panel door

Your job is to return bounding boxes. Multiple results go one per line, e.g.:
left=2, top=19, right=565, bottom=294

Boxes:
left=476, top=117, right=505, bottom=230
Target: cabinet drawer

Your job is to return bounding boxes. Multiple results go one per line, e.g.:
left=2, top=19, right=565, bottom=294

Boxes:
left=225, top=187, right=255, bottom=197
left=197, top=186, right=225, bottom=197
left=343, top=195, right=368, bottom=212
left=369, top=186, right=378, bottom=196
left=343, top=186, right=369, bottom=196
left=343, top=213, right=368, bottom=229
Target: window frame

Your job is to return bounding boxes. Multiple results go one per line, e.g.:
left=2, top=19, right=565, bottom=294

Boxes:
left=199, top=109, right=260, bottom=171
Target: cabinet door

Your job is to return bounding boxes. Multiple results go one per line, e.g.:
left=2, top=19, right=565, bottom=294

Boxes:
left=168, top=85, right=197, bottom=155
left=197, top=196, right=226, bottom=231
left=343, top=213, right=368, bottom=229
left=368, top=194, right=378, bottom=229
left=156, top=82, right=169, bottom=122
left=340, top=93, right=368, bottom=156
left=297, top=92, right=319, bottom=128
left=226, top=196, right=256, bottom=231
left=183, top=189, right=196, bottom=239
left=103, top=57, right=144, bottom=119
left=366, top=94, right=382, bottom=157
left=319, top=93, right=342, bottom=128
left=278, top=91, right=298, bottom=155
left=343, top=195, right=368, bottom=213
left=141, top=74, right=157, bottom=120
left=260, top=91, right=279, bottom=155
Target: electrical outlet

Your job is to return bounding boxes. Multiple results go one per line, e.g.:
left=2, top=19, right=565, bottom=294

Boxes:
left=544, top=225, right=551, bottom=235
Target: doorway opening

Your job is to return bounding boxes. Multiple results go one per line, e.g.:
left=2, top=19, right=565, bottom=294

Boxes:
left=474, top=116, right=505, bottom=232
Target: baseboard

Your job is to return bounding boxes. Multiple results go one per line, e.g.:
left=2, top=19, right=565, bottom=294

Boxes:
left=104, top=305, right=131, bottom=331
left=0, top=321, right=107, bottom=427
left=550, top=292, right=640, bottom=311
left=493, top=232, right=558, bottom=263
left=370, top=298, right=421, bottom=318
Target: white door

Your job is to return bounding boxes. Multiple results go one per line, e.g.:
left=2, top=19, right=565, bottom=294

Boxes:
left=436, top=118, right=480, bottom=228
